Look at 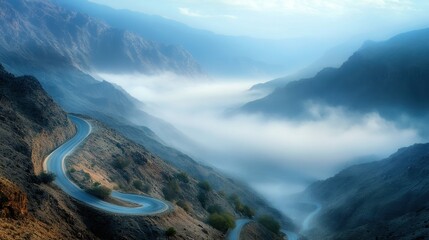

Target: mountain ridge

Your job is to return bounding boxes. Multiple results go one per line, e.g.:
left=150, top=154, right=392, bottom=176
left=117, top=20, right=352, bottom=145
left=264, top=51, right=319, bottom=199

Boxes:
left=242, top=27, right=429, bottom=125
left=302, top=142, right=429, bottom=239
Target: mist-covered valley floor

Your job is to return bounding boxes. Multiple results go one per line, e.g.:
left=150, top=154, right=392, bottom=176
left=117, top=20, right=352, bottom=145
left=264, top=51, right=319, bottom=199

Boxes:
left=97, top=72, right=426, bottom=222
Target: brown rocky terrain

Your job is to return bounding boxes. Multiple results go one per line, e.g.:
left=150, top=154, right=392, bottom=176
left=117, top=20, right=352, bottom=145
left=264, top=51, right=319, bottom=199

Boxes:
left=240, top=221, right=283, bottom=240
left=0, top=64, right=280, bottom=239
left=0, top=64, right=97, bottom=239
left=66, top=118, right=248, bottom=239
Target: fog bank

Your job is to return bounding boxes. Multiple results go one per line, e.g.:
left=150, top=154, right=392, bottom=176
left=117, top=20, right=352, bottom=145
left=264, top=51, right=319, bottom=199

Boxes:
left=98, top=72, right=424, bottom=216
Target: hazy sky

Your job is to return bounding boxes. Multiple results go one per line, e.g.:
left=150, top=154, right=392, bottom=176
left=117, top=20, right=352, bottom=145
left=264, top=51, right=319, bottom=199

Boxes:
left=89, top=0, right=429, bottom=40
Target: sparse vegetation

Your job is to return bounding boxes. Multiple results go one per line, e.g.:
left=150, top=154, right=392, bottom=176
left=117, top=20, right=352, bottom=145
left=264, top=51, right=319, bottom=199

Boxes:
left=112, top=158, right=131, bottom=169
left=162, top=179, right=181, bottom=201
left=86, top=185, right=112, bottom=199
left=208, top=212, right=235, bottom=233
left=131, top=152, right=147, bottom=165
left=165, top=227, right=176, bottom=238
left=207, top=204, right=224, bottom=214
left=37, top=172, right=56, bottom=184
left=175, top=172, right=189, bottom=183
left=198, top=181, right=211, bottom=192
left=198, top=191, right=208, bottom=208
left=258, top=215, right=280, bottom=234
left=176, top=200, right=190, bottom=212
left=228, top=193, right=255, bottom=218
left=132, top=179, right=151, bottom=193
left=197, top=180, right=212, bottom=208
left=241, top=205, right=255, bottom=218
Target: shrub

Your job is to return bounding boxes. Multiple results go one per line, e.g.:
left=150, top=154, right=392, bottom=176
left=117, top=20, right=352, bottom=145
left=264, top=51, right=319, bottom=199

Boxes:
left=198, top=181, right=211, bottom=192
left=197, top=191, right=208, bottom=208
left=258, top=215, right=280, bottom=234
left=86, top=185, right=112, bottom=200
left=162, top=179, right=180, bottom=201
left=165, top=227, right=176, bottom=238
left=175, top=172, right=189, bottom=183
left=228, top=194, right=242, bottom=210
left=208, top=212, right=235, bottom=233
left=132, top=179, right=144, bottom=191
left=131, top=152, right=147, bottom=165
left=37, top=172, right=56, bottom=184
left=177, top=200, right=190, bottom=212
left=207, top=204, right=224, bottom=214
left=241, top=205, right=255, bottom=218
left=112, top=158, right=131, bottom=169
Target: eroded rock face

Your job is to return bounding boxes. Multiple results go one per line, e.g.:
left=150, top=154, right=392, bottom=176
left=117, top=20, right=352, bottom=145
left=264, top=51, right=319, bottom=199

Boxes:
left=0, top=177, right=28, bottom=219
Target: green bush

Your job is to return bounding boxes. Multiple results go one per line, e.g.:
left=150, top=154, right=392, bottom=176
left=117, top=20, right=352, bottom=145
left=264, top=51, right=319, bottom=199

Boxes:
left=198, top=181, right=211, bottom=192
left=132, top=179, right=144, bottom=190
left=258, top=215, right=280, bottom=234
left=208, top=212, right=235, bottom=233
left=197, top=191, right=208, bottom=208
left=86, top=185, right=112, bottom=200
left=165, top=227, right=176, bottom=237
left=175, top=172, right=189, bottom=183
left=162, top=179, right=180, bottom=201
left=177, top=200, right=190, bottom=212
left=228, top=194, right=242, bottom=210
left=37, top=172, right=56, bottom=184
left=207, top=204, right=224, bottom=214
left=241, top=205, right=255, bottom=218
left=112, top=158, right=131, bottom=169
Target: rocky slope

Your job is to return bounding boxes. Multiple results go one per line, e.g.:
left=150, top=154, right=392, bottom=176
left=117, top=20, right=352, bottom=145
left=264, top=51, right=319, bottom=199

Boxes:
left=0, top=64, right=97, bottom=239
left=243, top=28, right=429, bottom=124
left=303, top=143, right=429, bottom=239
left=67, top=118, right=231, bottom=239
left=0, top=65, right=281, bottom=239
left=240, top=221, right=283, bottom=240
left=0, top=0, right=201, bottom=75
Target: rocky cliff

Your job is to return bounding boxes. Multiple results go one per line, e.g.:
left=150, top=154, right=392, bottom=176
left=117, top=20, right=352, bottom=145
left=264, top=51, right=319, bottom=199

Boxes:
left=0, top=64, right=96, bottom=239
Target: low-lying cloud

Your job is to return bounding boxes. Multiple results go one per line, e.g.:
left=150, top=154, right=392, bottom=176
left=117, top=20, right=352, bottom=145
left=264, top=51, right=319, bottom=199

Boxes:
left=97, top=72, right=424, bottom=215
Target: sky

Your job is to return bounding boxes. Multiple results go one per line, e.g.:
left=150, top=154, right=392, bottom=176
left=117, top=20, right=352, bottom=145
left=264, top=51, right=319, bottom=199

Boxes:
left=89, top=0, right=429, bottom=40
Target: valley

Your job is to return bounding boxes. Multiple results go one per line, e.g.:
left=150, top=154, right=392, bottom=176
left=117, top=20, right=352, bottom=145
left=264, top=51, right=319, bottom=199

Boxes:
left=1, top=0, right=429, bottom=239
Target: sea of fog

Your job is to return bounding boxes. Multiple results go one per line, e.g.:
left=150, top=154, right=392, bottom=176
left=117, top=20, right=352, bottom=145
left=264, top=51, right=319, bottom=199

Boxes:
left=96, top=72, right=423, bottom=218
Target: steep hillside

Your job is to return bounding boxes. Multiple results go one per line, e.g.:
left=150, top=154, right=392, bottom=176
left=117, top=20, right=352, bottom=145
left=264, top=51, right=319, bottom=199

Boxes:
left=0, top=64, right=97, bottom=239
left=0, top=0, right=200, bottom=75
left=65, top=118, right=234, bottom=239
left=103, top=116, right=292, bottom=229
left=303, top=143, right=429, bottom=239
left=243, top=28, right=429, bottom=122
left=0, top=0, right=196, bottom=153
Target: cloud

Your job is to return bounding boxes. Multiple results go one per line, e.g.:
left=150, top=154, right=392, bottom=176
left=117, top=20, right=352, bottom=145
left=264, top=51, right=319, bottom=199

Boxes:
left=96, top=72, right=425, bottom=216
left=219, top=0, right=417, bottom=15
left=179, top=7, right=237, bottom=19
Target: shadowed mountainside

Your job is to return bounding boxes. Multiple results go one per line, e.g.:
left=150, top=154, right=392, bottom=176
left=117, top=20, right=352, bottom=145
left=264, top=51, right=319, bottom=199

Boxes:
left=243, top=28, right=429, bottom=124
left=303, top=143, right=429, bottom=239
left=0, top=0, right=201, bottom=75
left=0, top=64, right=98, bottom=239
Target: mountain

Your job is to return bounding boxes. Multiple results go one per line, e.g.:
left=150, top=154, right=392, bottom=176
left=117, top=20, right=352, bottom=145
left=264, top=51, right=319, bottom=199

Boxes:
left=0, top=0, right=196, bottom=151
left=242, top=28, right=429, bottom=123
left=0, top=64, right=97, bottom=239
left=52, top=0, right=329, bottom=77
left=0, top=64, right=287, bottom=239
left=0, top=0, right=201, bottom=75
left=250, top=39, right=364, bottom=93
left=302, top=142, right=429, bottom=239
left=0, top=1, right=287, bottom=226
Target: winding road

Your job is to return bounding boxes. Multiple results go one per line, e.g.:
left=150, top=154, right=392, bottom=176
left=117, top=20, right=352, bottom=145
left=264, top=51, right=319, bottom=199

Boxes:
left=228, top=219, right=251, bottom=240
left=283, top=202, right=321, bottom=240
left=43, top=115, right=170, bottom=215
